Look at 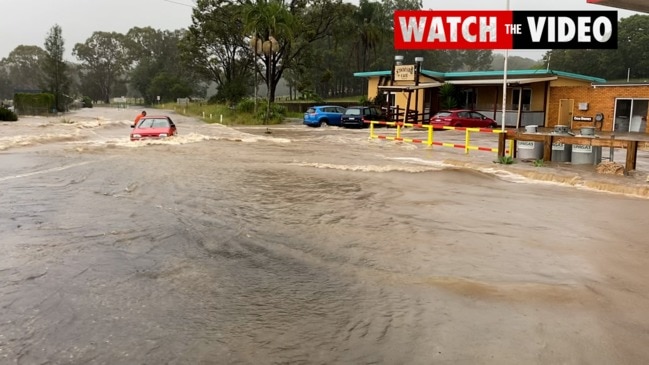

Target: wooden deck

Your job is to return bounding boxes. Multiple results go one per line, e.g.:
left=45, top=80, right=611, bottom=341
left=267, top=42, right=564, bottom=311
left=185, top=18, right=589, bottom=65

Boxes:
left=498, top=130, right=649, bottom=171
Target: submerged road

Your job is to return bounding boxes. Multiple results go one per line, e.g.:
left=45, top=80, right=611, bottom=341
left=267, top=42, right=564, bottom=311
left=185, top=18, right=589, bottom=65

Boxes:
left=1, top=108, right=649, bottom=364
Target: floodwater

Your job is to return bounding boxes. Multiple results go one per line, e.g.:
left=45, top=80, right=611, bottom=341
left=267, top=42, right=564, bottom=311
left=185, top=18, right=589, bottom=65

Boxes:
left=1, top=108, right=649, bottom=364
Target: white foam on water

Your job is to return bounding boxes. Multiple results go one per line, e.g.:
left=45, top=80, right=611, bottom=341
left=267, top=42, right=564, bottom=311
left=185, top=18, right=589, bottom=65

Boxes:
left=68, top=132, right=291, bottom=148
left=290, top=161, right=445, bottom=173
left=0, top=130, right=85, bottom=151
left=388, top=157, right=456, bottom=170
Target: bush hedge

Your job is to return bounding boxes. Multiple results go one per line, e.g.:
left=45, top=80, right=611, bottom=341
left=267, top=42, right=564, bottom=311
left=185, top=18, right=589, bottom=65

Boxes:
left=0, top=107, right=18, bottom=121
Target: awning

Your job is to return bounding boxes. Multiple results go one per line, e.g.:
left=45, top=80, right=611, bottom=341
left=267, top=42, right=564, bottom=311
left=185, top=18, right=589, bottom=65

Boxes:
left=378, top=82, right=443, bottom=91
left=587, top=0, right=649, bottom=13
left=446, top=76, right=558, bottom=85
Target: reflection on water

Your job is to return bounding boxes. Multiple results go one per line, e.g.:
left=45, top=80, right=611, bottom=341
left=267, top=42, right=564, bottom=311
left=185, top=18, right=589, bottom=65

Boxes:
left=2, top=110, right=649, bottom=363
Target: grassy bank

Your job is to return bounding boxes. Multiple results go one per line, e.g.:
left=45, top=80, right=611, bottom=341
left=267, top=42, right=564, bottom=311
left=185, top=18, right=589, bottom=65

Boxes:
left=156, top=102, right=307, bottom=126
left=156, top=96, right=363, bottom=126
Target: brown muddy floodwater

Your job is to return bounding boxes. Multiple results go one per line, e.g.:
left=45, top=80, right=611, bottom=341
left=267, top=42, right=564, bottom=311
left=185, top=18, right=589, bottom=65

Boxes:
left=1, top=108, right=649, bottom=364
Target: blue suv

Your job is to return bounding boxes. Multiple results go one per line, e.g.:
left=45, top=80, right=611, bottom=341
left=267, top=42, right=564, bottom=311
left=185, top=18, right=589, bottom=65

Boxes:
left=303, top=105, right=346, bottom=127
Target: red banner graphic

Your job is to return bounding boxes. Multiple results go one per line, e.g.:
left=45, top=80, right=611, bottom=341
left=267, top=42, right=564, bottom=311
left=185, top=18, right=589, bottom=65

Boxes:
left=393, top=10, right=617, bottom=50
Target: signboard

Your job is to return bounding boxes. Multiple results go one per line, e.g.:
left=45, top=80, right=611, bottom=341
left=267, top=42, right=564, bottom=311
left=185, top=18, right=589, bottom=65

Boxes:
left=518, top=141, right=536, bottom=149
left=393, top=10, right=617, bottom=50
left=573, top=144, right=593, bottom=153
left=552, top=143, right=566, bottom=151
left=394, top=65, right=415, bottom=81
left=573, top=116, right=593, bottom=121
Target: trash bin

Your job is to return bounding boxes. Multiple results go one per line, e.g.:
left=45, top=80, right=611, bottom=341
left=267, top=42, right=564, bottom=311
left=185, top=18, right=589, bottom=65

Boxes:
left=551, top=125, right=572, bottom=162
left=517, top=140, right=543, bottom=160
left=571, top=144, right=602, bottom=165
left=552, top=142, right=572, bottom=162
left=517, top=125, right=543, bottom=160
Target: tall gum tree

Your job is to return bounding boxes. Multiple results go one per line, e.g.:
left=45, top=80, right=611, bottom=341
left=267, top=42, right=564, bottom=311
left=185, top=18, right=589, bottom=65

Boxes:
left=128, top=27, right=199, bottom=104
left=73, top=32, right=131, bottom=104
left=2, top=45, right=48, bottom=91
left=181, top=0, right=252, bottom=102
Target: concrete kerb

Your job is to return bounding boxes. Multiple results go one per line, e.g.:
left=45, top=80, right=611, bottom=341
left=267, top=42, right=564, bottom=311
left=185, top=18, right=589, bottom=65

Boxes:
left=443, top=158, right=649, bottom=199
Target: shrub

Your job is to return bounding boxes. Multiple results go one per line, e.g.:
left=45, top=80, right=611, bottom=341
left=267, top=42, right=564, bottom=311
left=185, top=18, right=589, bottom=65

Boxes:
left=236, top=98, right=256, bottom=113
left=0, top=107, right=18, bottom=121
left=494, top=155, right=514, bottom=164
left=82, top=96, right=93, bottom=108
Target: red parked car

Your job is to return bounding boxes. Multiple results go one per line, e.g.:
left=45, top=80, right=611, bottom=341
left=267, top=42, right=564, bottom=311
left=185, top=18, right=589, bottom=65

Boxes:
left=429, top=110, right=498, bottom=129
left=130, top=115, right=177, bottom=141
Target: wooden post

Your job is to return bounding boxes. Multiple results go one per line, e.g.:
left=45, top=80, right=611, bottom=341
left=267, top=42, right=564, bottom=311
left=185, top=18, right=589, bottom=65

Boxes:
left=543, top=135, right=552, bottom=161
left=498, top=132, right=506, bottom=158
left=626, top=140, right=638, bottom=171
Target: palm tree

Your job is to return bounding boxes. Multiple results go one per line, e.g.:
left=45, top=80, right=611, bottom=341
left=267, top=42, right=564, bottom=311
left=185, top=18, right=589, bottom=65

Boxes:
left=243, top=0, right=294, bottom=103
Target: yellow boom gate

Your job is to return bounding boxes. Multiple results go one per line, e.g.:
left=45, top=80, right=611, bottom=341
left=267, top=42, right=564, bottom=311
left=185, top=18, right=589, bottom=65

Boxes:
left=368, top=121, right=513, bottom=156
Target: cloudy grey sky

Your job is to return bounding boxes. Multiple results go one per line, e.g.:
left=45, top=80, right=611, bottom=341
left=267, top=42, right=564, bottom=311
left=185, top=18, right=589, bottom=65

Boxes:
left=0, top=0, right=641, bottom=62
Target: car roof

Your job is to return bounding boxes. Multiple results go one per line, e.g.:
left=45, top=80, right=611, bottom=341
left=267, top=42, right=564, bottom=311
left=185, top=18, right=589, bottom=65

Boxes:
left=141, top=115, right=171, bottom=118
left=312, top=105, right=344, bottom=108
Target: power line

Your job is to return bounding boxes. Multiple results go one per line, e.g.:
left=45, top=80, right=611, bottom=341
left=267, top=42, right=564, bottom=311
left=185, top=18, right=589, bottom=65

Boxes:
left=163, top=0, right=194, bottom=8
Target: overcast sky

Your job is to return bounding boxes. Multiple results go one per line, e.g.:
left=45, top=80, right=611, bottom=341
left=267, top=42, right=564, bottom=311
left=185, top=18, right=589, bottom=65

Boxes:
left=0, top=0, right=642, bottom=62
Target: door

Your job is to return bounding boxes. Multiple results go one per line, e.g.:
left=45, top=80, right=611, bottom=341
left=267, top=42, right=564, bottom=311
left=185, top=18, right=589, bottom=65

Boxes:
left=558, top=99, right=574, bottom=127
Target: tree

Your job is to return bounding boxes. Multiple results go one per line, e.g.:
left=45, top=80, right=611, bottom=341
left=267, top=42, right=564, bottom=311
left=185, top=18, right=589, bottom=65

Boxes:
left=462, top=50, right=493, bottom=71
left=2, top=45, right=48, bottom=91
left=241, top=0, right=340, bottom=102
left=618, top=14, right=649, bottom=80
left=491, top=54, right=541, bottom=71
left=181, top=1, right=251, bottom=103
left=0, top=67, right=12, bottom=99
left=542, top=15, right=649, bottom=80
left=128, top=27, right=202, bottom=104
left=42, top=24, right=70, bottom=112
left=73, top=31, right=131, bottom=104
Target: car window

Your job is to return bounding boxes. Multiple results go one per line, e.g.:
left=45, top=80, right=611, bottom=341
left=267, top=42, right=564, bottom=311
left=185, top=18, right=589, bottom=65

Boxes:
left=307, top=108, right=316, bottom=114
left=151, top=119, right=170, bottom=128
left=137, top=119, right=154, bottom=128
left=457, top=111, right=470, bottom=118
left=434, top=112, right=452, bottom=118
left=336, top=107, right=346, bottom=113
left=470, top=112, right=485, bottom=119
left=345, top=108, right=361, bottom=116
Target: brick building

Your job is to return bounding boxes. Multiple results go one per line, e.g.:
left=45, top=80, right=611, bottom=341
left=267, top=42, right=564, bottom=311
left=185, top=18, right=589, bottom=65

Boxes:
left=548, top=84, right=649, bottom=133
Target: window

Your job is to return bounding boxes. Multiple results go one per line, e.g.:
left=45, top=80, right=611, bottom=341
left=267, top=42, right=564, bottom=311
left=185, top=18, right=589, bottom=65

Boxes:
left=152, top=119, right=170, bottom=128
left=512, top=88, right=532, bottom=110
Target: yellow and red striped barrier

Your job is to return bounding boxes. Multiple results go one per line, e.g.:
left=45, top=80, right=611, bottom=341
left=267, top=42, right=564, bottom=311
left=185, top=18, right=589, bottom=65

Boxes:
left=368, top=121, right=513, bottom=156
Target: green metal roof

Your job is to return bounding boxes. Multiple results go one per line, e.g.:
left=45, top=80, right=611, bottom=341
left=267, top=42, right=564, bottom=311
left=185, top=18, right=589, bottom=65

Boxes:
left=353, top=70, right=391, bottom=77
left=354, top=68, right=606, bottom=83
left=352, top=69, right=445, bottom=79
left=444, top=69, right=606, bottom=83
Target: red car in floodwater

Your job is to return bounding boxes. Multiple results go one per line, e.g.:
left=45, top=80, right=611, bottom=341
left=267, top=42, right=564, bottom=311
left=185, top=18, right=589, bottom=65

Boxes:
left=130, top=115, right=177, bottom=141
left=429, top=110, right=498, bottom=129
